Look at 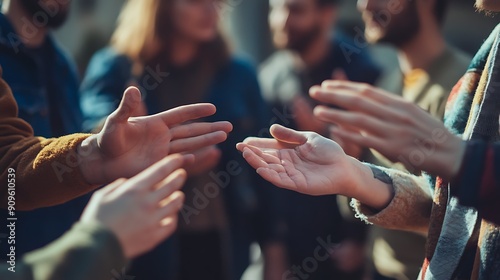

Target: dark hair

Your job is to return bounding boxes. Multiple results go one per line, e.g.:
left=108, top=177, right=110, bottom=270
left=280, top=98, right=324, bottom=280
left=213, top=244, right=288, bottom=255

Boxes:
left=434, top=0, right=449, bottom=25
left=316, top=0, right=340, bottom=7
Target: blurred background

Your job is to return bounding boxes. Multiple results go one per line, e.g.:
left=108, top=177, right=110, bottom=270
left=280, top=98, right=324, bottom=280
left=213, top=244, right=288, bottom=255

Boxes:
left=1, top=0, right=497, bottom=279
left=42, top=0, right=498, bottom=76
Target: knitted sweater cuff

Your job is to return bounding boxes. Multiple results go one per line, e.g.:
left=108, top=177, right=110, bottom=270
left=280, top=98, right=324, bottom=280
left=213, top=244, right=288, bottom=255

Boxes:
left=351, top=167, right=432, bottom=234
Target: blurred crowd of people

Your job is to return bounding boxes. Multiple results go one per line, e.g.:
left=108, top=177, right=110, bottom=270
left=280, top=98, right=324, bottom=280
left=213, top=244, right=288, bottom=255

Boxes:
left=0, top=0, right=499, bottom=280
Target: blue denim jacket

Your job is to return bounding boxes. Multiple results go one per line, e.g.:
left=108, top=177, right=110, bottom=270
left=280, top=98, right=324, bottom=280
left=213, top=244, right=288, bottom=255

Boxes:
left=0, top=13, right=87, bottom=258
left=0, top=13, right=82, bottom=137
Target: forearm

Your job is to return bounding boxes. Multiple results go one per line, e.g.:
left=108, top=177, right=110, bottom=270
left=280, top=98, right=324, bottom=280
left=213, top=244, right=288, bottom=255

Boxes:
left=1, top=74, right=97, bottom=210
left=1, top=133, right=95, bottom=210
left=346, top=157, right=395, bottom=210
left=18, top=222, right=126, bottom=280
left=347, top=161, right=433, bottom=234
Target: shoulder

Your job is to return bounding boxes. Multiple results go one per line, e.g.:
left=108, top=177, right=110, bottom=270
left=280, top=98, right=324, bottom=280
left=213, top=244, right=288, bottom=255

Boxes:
left=87, top=47, right=132, bottom=72
left=82, top=47, right=133, bottom=85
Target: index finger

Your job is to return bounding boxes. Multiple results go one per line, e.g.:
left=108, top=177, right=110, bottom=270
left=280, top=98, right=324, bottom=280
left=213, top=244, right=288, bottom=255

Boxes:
left=313, top=81, right=404, bottom=108
left=124, top=154, right=191, bottom=192
left=155, top=103, right=217, bottom=126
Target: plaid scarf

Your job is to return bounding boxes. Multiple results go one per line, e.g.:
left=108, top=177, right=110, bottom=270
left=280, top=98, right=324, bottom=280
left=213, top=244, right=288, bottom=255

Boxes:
left=420, top=24, right=500, bottom=280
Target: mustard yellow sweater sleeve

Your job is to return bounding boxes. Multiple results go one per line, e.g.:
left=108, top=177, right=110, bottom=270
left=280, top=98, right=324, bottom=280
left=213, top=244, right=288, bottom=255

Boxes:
left=0, top=73, right=95, bottom=210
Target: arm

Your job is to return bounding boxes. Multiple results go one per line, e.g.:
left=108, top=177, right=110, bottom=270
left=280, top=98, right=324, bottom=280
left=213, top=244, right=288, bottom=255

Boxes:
left=1, top=72, right=232, bottom=210
left=10, top=222, right=126, bottom=280
left=350, top=165, right=433, bottom=234
left=237, top=125, right=432, bottom=233
left=310, top=80, right=466, bottom=181
left=0, top=75, right=92, bottom=209
left=2, top=154, right=188, bottom=280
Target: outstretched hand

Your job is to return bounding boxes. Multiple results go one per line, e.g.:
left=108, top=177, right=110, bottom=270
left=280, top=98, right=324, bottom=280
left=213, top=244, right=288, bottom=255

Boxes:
left=310, top=81, right=465, bottom=180
left=80, top=153, right=190, bottom=258
left=236, top=124, right=355, bottom=196
left=79, top=87, right=233, bottom=185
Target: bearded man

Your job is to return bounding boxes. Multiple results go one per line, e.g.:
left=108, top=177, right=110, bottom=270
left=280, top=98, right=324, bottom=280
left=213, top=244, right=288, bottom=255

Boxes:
left=259, top=0, right=381, bottom=278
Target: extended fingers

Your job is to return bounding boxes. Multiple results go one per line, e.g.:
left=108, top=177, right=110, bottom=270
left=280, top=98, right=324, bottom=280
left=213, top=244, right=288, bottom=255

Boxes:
left=170, top=121, right=233, bottom=139
left=150, top=169, right=187, bottom=204
left=158, top=103, right=217, bottom=126
left=156, top=191, right=185, bottom=221
left=310, top=86, right=395, bottom=121
left=124, top=154, right=187, bottom=192
left=329, top=126, right=387, bottom=154
left=317, top=80, right=401, bottom=106
left=270, top=124, right=308, bottom=145
left=169, top=131, right=228, bottom=154
left=314, top=106, right=392, bottom=137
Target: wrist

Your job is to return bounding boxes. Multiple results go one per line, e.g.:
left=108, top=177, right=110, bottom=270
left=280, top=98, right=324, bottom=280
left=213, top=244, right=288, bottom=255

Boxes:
left=347, top=158, right=394, bottom=210
left=78, top=135, right=105, bottom=185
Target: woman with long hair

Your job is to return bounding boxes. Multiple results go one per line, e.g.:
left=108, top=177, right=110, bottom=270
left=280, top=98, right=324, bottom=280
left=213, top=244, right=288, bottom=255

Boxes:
left=80, top=0, right=285, bottom=279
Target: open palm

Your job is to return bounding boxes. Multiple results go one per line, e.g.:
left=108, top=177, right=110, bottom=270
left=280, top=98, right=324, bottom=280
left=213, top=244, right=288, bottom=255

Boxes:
left=236, top=124, right=352, bottom=196
left=81, top=87, right=232, bottom=185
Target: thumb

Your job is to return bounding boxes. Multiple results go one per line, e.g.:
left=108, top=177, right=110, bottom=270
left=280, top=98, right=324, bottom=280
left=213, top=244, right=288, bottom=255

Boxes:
left=110, top=86, right=142, bottom=123
left=270, top=124, right=308, bottom=145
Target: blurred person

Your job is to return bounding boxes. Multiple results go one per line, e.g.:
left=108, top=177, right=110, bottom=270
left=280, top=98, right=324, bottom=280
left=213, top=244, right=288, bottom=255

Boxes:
left=334, top=1, right=471, bottom=279
left=1, top=154, right=188, bottom=280
left=0, top=0, right=91, bottom=259
left=237, top=2, right=500, bottom=274
left=259, top=0, right=381, bottom=278
left=80, top=0, right=281, bottom=279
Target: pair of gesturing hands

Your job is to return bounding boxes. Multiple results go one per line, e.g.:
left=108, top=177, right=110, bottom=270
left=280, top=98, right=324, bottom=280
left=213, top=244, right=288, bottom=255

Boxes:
left=82, top=81, right=465, bottom=258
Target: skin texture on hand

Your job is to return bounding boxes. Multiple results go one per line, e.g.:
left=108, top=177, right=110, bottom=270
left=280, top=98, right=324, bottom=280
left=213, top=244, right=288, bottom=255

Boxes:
left=80, top=153, right=192, bottom=258
left=237, top=124, right=394, bottom=209
left=78, top=86, right=233, bottom=186
left=310, top=80, right=466, bottom=181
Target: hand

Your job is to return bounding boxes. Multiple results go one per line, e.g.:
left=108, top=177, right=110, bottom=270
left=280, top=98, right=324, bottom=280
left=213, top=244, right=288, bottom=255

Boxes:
left=310, top=81, right=466, bottom=180
left=237, top=124, right=356, bottom=196
left=78, top=87, right=233, bottom=185
left=183, top=145, right=222, bottom=176
left=328, top=125, right=363, bottom=159
left=292, top=95, right=329, bottom=135
left=80, top=153, right=190, bottom=258
left=236, top=124, right=393, bottom=208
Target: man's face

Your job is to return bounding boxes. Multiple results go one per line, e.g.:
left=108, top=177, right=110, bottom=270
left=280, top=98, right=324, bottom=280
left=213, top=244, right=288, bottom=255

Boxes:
left=269, top=0, right=325, bottom=52
left=357, top=0, right=420, bottom=47
left=475, top=0, right=500, bottom=13
left=19, top=0, right=71, bottom=29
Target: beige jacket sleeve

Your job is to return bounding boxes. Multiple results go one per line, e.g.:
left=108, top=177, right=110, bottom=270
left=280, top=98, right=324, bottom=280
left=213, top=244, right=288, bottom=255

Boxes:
left=350, top=166, right=433, bottom=235
left=0, top=222, right=127, bottom=280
